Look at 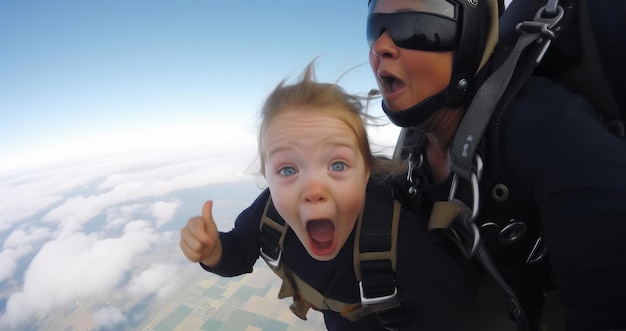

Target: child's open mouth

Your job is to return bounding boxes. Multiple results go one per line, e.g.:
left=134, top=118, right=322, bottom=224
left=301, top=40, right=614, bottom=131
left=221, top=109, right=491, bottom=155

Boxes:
left=306, top=219, right=335, bottom=256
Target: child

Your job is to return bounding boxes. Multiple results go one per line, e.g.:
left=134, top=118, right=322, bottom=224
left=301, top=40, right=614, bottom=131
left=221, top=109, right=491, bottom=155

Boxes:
left=179, top=61, right=481, bottom=330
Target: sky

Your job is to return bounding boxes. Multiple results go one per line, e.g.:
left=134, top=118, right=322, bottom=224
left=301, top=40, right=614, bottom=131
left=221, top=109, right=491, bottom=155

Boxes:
left=0, top=0, right=399, bottom=175
left=0, top=1, right=522, bottom=330
left=0, top=1, right=400, bottom=330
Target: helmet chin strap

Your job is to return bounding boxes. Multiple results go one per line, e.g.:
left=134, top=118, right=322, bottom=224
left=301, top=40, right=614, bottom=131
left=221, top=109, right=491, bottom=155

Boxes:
left=383, top=75, right=470, bottom=128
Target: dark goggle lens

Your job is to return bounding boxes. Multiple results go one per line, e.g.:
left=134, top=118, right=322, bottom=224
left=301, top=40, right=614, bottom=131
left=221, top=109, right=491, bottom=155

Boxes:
left=367, top=12, right=457, bottom=51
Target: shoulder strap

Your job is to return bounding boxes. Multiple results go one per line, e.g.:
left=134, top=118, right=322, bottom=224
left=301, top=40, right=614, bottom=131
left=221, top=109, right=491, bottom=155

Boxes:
left=442, top=2, right=576, bottom=331
left=259, top=197, right=368, bottom=321
left=259, top=196, right=287, bottom=267
left=451, top=0, right=571, bottom=181
left=354, top=190, right=405, bottom=330
left=259, top=192, right=405, bottom=329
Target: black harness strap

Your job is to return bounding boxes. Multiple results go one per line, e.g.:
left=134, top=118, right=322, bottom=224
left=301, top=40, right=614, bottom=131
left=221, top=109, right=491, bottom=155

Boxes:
left=446, top=2, right=574, bottom=330
left=258, top=185, right=406, bottom=330
left=259, top=198, right=286, bottom=266
left=354, top=192, right=405, bottom=330
left=451, top=4, right=567, bottom=181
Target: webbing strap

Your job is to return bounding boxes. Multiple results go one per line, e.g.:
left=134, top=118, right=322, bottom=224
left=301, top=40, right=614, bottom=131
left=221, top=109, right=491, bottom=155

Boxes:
left=259, top=197, right=288, bottom=266
left=355, top=199, right=405, bottom=330
left=258, top=197, right=373, bottom=322
left=428, top=199, right=473, bottom=230
left=447, top=27, right=547, bottom=328
left=354, top=199, right=399, bottom=287
left=259, top=191, right=405, bottom=328
left=451, top=0, right=568, bottom=180
left=353, top=200, right=400, bottom=280
left=448, top=3, right=573, bottom=330
left=286, top=266, right=370, bottom=321
left=477, top=244, right=530, bottom=331
left=451, top=30, right=549, bottom=181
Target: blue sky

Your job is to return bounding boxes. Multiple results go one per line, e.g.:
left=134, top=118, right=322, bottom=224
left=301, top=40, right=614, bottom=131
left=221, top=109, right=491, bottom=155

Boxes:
left=0, top=1, right=389, bottom=174
left=0, top=1, right=520, bottom=329
left=0, top=3, right=398, bottom=328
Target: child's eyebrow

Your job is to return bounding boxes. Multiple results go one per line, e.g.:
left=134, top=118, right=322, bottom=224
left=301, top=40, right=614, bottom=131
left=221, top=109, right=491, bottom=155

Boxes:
left=266, top=137, right=359, bottom=158
left=266, top=144, right=291, bottom=159
left=322, top=137, right=360, bottom=150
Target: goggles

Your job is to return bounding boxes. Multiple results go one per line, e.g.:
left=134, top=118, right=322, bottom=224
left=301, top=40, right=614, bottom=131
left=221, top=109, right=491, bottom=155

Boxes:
left=367, top=0, right=458, bottom=51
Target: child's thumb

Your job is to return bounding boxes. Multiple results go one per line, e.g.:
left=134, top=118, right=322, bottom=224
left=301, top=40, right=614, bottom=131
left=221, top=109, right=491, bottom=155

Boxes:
left=201, top=200, right=214, bottom=228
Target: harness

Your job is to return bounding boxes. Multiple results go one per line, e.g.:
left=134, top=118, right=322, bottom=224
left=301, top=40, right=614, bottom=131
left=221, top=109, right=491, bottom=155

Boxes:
left=396, top=0, right=625, bottom=330
left=258, top=193, right=406, bottom=330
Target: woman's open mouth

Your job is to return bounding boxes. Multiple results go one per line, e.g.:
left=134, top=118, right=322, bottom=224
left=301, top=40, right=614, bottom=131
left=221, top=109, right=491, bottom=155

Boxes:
left=306, top=219, right=336, bottom=256
left=380, top=74, right=405, bottom=98
left=379, top=75, right=404, bottom=93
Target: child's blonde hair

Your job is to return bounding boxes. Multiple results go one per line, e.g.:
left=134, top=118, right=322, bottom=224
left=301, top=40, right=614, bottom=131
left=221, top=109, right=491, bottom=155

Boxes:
left=257, top=60, right=404, bottom=179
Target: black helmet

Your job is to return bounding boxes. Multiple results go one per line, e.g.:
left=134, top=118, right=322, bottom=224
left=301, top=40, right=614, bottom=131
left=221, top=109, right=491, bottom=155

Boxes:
left=367, top=0, right=499, bottom=127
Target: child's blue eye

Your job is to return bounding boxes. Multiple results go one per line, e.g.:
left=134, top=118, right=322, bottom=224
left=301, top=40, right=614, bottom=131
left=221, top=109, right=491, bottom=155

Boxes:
left=279, top=166, right=298, bottom=176
left=330, top=162, right=346, bottom=171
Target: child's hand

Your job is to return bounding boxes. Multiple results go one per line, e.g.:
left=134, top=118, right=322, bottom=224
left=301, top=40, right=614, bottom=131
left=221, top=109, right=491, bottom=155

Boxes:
left=179, top=200, right=222, bottom=267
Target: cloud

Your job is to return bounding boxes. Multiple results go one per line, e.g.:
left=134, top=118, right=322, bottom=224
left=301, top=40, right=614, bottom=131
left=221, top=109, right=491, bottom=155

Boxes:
left=93, top=306, right=127, bottom=329
left=41, top=151, right=255, bottom=236
left=0, top=136, right=265, bottom=330
left=367, top=122, right=401, bottom=157
left=149, top=200, right=182, bottom=228
left=104, top=203, right=147, bottom=231
left=0, top=156, right=154, bottom=233
left=3, top=228, right=50, bottom=248
left=0, top=245, right=33, bottom=283
left=0, top=171, right=64, bottom=233
left=0, top=143, right=257, bottom=235
left=127, top=263, right=181, bottom=300
left=0, top=228, right=50, bottom=283
left=0, top=220, right=161, bottom=329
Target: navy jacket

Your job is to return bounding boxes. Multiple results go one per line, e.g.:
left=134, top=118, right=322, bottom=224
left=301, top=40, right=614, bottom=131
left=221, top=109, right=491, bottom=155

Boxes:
left=503, top=77, right=626, bottom=330
left=421, top=76, right=626, bottom=331
left=203, top=181, right=483, bottom=330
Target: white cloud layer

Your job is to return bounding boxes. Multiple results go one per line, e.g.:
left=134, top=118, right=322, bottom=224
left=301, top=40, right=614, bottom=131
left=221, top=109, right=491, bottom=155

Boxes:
left=93, top=306, right=127, bottom=329
left=149, top=200, right=183, bottom=228
left=0, top=221, right=160, bottom=329
left=42, top=152, right=255, bottom=236
left=0, top=130, right=257, bottom=235
left=127, top=263, right=181, bottom=299
left=3, top=228, right=50, bottom=249
left=0, top=139, right=262, bottom=330
left=0, top=228, right=51, bottom=283
left=0, top=246, right=33, bottom=283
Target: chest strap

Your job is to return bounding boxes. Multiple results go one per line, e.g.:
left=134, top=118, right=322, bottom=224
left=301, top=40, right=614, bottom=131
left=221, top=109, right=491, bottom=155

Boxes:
left=259, top=195, right=404, bottom=329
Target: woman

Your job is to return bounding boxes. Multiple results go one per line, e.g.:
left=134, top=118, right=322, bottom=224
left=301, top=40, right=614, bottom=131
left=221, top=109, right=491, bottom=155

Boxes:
left=366, top=0, right=626, bottom=330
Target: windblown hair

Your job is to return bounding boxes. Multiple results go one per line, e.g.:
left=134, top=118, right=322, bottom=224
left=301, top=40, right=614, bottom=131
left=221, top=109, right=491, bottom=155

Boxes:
left=257, top=60, right=403, bottom=178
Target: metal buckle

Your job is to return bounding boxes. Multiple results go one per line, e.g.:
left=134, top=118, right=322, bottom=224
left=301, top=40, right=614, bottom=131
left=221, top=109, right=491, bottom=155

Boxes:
left=449, top=154, right=483, bottom=256
left=359, top=281, right=398, bottom=306
left=406, top=152, right=424, bottom=196
left=516, top=4, right=565, bottom=63
left=516, top=4, right=564, bottom=39
left=259, top=247, right=281, bottom=268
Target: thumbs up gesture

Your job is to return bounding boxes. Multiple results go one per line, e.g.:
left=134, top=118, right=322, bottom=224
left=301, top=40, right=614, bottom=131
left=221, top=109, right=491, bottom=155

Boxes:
left=179, top=200, right=223, bottom=267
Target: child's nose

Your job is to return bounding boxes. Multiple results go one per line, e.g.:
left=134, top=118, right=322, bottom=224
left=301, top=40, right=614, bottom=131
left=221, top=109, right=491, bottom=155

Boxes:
left=302, top=177, right=327, bottom=203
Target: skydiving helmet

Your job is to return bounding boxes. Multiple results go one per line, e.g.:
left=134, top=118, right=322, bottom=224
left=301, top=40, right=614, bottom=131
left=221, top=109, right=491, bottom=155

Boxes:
left=367, top=0, right=499, bottom=127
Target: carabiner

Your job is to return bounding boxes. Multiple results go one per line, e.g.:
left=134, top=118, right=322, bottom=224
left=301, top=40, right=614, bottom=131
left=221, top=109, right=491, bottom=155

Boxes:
left=448, top=154, right=483, bottom=255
